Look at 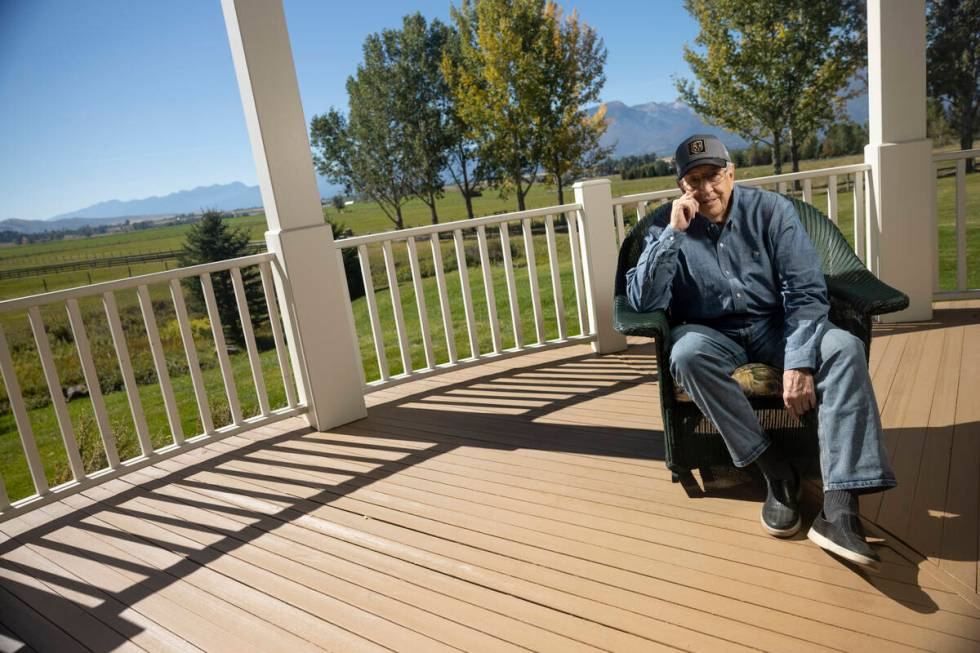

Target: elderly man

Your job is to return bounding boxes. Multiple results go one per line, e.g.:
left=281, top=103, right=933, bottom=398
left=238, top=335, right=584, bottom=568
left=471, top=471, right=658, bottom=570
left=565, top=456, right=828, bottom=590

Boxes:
left=626, top=134, right=895, bottom=567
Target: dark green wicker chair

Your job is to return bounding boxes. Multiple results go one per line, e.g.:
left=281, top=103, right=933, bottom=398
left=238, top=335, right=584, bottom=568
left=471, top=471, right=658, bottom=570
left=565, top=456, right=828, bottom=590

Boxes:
left=613, top=197, right=909, bottom=484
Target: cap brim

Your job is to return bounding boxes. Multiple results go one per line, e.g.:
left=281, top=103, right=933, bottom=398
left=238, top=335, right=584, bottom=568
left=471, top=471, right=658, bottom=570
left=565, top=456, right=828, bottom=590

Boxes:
left=677, top=157, right=729, bottom=179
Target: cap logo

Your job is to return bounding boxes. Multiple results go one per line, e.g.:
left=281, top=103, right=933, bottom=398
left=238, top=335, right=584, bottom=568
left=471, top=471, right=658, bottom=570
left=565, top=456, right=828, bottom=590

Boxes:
left=688, top=139, right=705, bottom=155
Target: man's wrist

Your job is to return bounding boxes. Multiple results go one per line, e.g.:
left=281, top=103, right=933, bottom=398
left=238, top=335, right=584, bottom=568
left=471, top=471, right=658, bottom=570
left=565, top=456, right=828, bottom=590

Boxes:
left=658, top=226, right=686, bottom=247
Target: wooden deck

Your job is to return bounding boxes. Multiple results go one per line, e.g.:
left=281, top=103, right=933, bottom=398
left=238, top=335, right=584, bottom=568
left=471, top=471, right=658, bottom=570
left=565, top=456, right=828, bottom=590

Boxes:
left=1, top=301, right=979, bottom=652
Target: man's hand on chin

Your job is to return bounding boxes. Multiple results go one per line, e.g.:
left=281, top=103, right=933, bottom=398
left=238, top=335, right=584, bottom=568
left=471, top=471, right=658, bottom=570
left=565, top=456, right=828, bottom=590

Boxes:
left=783, top=368, right=816, bottom=420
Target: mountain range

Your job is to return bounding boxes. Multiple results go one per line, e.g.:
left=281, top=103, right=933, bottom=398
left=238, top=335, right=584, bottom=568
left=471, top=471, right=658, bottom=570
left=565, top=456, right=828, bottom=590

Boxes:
left=594, top=100, right=748, bottom=157
left=4, top=95, right=867, bottom=233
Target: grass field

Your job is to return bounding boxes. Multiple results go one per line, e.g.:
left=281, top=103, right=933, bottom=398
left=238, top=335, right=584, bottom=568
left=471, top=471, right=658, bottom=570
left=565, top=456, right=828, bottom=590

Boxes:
left=0, top=151, right=977, bottom=502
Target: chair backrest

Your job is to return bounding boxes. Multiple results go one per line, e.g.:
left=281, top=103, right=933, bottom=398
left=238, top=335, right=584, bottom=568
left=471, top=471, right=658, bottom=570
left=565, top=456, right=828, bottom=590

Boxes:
left=613, top=196, right=864, bottom=296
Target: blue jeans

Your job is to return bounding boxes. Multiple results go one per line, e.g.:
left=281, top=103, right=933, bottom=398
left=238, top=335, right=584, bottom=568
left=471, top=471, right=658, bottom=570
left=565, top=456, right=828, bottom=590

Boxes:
left=669, top=317, right=896, bottom=492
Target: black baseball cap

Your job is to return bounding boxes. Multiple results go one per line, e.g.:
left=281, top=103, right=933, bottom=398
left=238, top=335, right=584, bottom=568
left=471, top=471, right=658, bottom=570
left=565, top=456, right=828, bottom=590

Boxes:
left=674, top=134, right=731, bottom=179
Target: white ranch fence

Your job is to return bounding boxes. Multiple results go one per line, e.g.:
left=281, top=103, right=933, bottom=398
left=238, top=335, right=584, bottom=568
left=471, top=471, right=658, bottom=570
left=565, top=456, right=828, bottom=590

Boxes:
left=0, top=253, right=305, bottom=521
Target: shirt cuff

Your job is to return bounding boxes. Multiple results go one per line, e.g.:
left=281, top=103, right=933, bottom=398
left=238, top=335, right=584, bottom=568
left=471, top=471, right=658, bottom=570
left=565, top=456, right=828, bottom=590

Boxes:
left=657, top=226, right=685, bottom=248
left=784, top=349, right=817, bottom=371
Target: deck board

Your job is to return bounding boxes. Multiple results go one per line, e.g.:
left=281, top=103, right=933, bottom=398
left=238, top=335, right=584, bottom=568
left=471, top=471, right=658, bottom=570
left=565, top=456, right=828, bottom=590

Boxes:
left=2, top=302, right=980, bottom=651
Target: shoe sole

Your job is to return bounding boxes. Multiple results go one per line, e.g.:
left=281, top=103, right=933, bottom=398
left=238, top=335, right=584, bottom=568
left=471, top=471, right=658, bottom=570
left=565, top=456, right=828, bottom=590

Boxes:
left=760, top=513, right=801, bottom=538
left=807, top=524, right=880, bottom=568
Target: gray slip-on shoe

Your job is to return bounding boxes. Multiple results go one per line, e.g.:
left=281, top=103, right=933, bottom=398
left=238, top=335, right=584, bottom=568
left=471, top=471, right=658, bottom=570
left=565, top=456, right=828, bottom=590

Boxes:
left=808, top=511, right=881, bottom=568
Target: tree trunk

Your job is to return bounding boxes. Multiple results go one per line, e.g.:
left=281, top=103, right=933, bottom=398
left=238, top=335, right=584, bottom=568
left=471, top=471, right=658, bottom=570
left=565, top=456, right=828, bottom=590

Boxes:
left=395, top=205, right=404, bottom=230
left=428, top=189, right=439, bottom=225
left=515, top=171, right=526, bottom=211
left=461, top=150, right=475, bottom=218
left=772, top=130, right=783, bottom=175
left=960, top=109, right=976, bottom=173
left=557, top=176, right=564, bottom=205
left=789, top=128, right=801, bottom=174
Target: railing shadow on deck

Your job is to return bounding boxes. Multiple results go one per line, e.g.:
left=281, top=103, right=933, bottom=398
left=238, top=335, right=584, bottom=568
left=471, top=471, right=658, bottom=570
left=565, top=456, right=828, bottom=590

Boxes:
left=3, top=342, right=969, bottom=648
left=0, top=348, right=673, bottom=651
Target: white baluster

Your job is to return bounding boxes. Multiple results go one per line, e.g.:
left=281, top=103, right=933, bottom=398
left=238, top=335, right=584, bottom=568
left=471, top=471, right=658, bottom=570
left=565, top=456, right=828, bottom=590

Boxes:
left=231, top=268, right=269, bottom=416
left=522, top=218, right=545, bottom=344
left=382, top=240, right=412, bottom=375
left=406, top=238, right=435, bottom=369
left=545, top=215, right=567, bottom=340
left=956, top=158, right=967, bottom=291
left=200, top=273, right=242, bottom=425
left=498, top=223, right=523, bottom=349
left=356, top=246, right=389, bottom=382
left=565, top=210, right=588, bottom=335
left=170, top=279, right=214, bottom=434
left=827, top=175, right=838, bottom=225
left=453, top=229, right=479, bottom=359
left=103, top=291, right=153, bottom=456
left=0, top=324, right=48, bottom=495
left=259, top=262, right=297, bottom=407
left=614, top=204, right=625, bottom=244
left=429, top=234, right=457, bottom=364
left=136, top=285, right=184, bottom=444
left=477, top=225, right=501, bottom=354
left=853, top=171, right=866, bottom=264
left=66, top=298, right=119, bottom=467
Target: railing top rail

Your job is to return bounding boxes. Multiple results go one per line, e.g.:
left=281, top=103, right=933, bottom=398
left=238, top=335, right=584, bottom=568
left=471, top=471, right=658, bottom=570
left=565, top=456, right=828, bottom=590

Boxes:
left=335, top=203, right=582, bottom=249
left=736, top=163, right=871, bottom=187
left=612, top=188, right=681, bottom=206
left=0, top=252, right=275, bottom=314
left=932, top=148, right=980, bottom=162
left=611, top=162, right=871, bottom=206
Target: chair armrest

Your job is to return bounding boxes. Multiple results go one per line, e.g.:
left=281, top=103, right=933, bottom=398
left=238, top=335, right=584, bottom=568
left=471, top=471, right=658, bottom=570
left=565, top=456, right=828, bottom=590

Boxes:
left=826, top=270, right=910, bottom=316
left=613, top=295, right=671, bottom=340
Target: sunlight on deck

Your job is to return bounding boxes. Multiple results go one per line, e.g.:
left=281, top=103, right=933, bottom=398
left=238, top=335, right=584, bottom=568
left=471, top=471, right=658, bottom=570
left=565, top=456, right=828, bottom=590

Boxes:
left=1, top=301, right=979, bottom=652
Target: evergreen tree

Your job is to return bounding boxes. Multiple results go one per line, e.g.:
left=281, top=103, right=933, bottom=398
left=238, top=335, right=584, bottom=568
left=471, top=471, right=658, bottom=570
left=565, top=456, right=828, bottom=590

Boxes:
left=179, top=209, right=265, bottom=347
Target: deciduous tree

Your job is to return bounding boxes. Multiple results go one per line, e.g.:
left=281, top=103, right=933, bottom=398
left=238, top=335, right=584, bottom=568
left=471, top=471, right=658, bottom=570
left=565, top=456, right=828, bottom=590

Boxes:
left=444, top=0, right=549, bottom=211
left=311, top=15, right=452, bottom=228
left=675, top=0, right=865, bottom=174
left=537, top=3, right=610, bottom=204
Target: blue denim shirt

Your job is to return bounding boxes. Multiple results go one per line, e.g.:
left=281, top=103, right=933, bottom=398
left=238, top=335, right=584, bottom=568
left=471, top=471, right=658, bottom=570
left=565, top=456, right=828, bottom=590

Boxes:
left=625, top=184, right=829, bottom=370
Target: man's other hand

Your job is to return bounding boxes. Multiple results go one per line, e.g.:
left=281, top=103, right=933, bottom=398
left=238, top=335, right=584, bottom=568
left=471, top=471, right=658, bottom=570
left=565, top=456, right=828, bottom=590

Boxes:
left=671, top=191, right=698, bottom=231
left=783, top=369, right=816, bottom=420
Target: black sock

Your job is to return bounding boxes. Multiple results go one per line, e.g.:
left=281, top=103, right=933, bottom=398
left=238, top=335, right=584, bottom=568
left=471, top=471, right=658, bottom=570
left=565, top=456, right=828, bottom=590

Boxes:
left=823, top=489, right=858, bottom=521
left=754, top=446, right=792, bottom=482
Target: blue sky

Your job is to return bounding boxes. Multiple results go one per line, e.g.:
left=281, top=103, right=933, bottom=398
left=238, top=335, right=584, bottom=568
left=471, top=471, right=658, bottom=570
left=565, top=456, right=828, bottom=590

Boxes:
left=0, top=1, right=700, bottom=221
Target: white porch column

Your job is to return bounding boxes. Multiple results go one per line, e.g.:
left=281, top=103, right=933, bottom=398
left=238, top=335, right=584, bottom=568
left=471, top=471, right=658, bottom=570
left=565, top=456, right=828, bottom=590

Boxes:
left=865, top=0, right=933, bottom=321
left=221, top=0, right=366, bottom=428
left=573, top=179, right=628, bottom=354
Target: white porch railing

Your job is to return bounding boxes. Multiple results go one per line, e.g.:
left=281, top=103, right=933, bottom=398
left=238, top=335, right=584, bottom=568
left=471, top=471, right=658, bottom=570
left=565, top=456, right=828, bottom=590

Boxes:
left=931, top=148, right=980, bottom=300
left=0, top=252, right=305, bottom=522
left=611, top=163, right=874, bottom=265
left=335, top=204, right=596, bottom=392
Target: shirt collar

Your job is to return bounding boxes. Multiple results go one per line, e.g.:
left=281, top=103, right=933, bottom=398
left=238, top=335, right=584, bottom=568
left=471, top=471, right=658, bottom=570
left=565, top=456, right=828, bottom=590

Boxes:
left=724, top=183, right=743, bottom=229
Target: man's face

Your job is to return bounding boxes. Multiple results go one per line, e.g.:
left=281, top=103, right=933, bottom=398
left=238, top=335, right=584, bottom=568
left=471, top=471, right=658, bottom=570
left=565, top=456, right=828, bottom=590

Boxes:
left=678, top=163, right=735, bottom=223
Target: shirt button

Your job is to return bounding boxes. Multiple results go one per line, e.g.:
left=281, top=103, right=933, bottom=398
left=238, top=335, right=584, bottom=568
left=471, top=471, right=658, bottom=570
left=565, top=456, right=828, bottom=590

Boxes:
left=736, top=293, right=742, bottom=298
left=720, top=243, right=725, bottom=248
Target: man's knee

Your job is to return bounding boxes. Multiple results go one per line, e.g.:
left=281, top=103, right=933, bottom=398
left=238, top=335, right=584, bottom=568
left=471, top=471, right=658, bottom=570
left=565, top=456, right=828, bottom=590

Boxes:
left=669, top=326, right=732, bottom=380
left=820, top=329, right=866, bottom=369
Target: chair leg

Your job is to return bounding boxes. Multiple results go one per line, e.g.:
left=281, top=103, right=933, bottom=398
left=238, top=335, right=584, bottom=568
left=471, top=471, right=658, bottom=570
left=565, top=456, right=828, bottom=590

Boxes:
left=671, top=469, right=695, bottom=484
